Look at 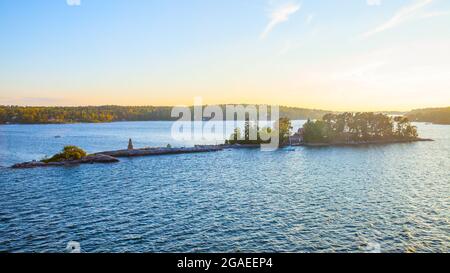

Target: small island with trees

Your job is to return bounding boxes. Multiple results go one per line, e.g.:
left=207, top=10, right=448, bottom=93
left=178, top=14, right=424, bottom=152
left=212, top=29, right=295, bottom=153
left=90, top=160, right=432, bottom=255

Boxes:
left=301, top=112, right=431, bottom=146
left=225, top=112, right=432, bottom=147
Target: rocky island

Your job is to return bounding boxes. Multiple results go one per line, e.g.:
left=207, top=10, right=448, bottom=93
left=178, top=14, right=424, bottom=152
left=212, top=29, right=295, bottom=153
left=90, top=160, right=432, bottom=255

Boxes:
left=11, top=142, right=223, bottom=169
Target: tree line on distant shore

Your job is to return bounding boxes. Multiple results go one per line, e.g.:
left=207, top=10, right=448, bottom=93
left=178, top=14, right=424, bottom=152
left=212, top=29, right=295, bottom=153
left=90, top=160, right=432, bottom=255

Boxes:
left=302, top=113, right=418, bottom=143
left=1, top=105, right=448, bottom=125
left=0, top=105, right=328, bottom=124
left=0, top=105, right=175, bottom=124
left=406, top=107, right=450, bottom=125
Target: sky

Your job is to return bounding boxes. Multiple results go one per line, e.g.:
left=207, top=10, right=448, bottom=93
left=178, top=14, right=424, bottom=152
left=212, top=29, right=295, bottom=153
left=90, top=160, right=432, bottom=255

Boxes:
left=0, top=0, right=449, bottom=111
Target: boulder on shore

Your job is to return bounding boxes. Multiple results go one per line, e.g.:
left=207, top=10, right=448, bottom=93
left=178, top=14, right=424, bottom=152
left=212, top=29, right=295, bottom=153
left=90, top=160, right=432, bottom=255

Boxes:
left=11, top=154, right=119, bottom=169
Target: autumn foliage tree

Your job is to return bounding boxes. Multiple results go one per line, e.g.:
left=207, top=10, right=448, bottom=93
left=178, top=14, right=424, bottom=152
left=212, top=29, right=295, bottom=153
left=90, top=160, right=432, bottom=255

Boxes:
left=42, top=146, right=87, bottom=163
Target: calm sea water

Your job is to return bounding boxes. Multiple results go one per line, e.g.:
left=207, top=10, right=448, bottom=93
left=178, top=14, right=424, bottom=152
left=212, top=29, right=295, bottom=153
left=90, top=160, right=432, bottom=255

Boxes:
left=0, top=121, right=449, bottom=253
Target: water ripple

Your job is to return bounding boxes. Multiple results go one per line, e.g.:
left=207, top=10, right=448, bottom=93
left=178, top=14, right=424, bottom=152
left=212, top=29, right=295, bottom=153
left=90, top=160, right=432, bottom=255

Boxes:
left=0, top=122, right=449, bottom=252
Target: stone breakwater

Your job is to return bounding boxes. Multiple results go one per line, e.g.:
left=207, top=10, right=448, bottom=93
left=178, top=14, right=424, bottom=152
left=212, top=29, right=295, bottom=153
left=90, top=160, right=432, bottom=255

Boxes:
left=94, top=145, right=223, bottom=158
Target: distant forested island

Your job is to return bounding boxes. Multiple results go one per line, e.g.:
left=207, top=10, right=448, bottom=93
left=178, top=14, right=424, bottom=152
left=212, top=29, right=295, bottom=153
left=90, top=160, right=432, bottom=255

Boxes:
left=406, top=107, right=450, bottom=125
left=0, top=105, right=330, bottom=124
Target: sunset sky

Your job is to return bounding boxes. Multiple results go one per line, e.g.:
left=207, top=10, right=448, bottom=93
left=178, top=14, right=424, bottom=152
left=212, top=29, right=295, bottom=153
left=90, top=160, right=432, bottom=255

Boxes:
left=0, top=0, right=449, bottom=111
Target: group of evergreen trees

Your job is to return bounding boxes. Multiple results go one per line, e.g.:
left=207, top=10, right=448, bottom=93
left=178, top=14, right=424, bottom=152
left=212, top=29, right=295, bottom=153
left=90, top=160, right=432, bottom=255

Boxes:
left=225, top=117, right=292, bottom=146
left=302, top=112, right=418, bottom=143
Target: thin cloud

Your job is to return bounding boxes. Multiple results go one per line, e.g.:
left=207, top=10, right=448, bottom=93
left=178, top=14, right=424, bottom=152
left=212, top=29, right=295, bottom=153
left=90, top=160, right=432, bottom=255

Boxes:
left=420, top=10, right=450, bottom=18
left=306, top=13, right=315, bottom=25
left=66, top=0, right=81, bottom=6
left=260, top=3, right=301, bottom=39
left=367, top=0, right=382, bottom=6
left=362, top=0, right=433, bottom=38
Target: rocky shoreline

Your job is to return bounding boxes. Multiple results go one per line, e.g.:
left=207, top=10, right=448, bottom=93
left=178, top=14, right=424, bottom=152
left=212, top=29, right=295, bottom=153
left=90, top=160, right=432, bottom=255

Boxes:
left=220, top=144, right=262, bottom=149
left=11, top=154, right=119, bottom=169
left=300, top=138, right=434, bottom=147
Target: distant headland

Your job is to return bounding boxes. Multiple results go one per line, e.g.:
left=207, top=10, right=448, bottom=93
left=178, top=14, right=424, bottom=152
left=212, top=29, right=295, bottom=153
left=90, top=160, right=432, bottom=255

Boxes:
left=406, top=107, right=450, bottom=125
